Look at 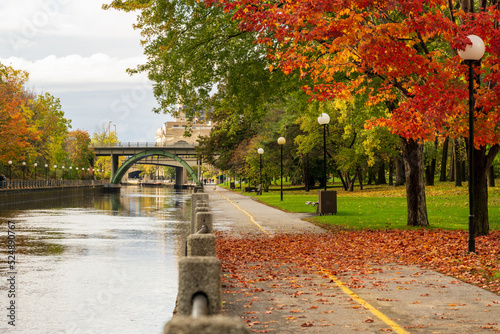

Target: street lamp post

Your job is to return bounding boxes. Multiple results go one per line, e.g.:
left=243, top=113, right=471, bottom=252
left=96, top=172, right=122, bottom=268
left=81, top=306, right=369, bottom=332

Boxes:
left=69, top=166, right=73, bottom=179
left=458, top=34, right=485, bottom=254
left=317, top=113, right=330, bottom=191
left=54, top=165, right=57, bottom=180
left=258, top=148, right=264, bottom=193
left=45, top=164, right=48, bottom=180
left=277, top=137, right=286, bottom=201
left=62, top=166, right=65, bottom=180
left=8, top=161, right=12, bottom=180
left=34, top=163, right=38, bottom=180
left=22, top=162, right=26, bottom=181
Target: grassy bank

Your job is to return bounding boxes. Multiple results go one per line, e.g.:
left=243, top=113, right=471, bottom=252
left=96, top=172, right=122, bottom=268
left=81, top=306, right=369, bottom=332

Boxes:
left=222, top=182, right=500, bottom=231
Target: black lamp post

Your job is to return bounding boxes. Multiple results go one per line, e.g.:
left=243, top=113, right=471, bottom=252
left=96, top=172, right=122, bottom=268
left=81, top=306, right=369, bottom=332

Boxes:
left=258, top=147, right=264, bottom=193
left=457, top=34, right=485, bottom=253
left=62, top=166, right=66, bottom=180
left=22, top=162, right=26, bottom=181
left=54, top=165, right=57, bottom=180
left=34, top=163, right=37, bottom=180
left=277, top=137, right=286, bottom=201
left=8, top=161, right=12, bottom=180
left=317, top=113, right=330, bottom=191
left=45, top=164, right=48, bottom=180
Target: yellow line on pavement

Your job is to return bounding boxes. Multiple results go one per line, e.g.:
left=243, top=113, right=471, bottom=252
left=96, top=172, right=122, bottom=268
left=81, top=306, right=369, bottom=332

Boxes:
left=319, top=268, right=409, bottom=334
left=215, top=188, right=406, bottom=332
left=216, top=190, right=270, bottom=235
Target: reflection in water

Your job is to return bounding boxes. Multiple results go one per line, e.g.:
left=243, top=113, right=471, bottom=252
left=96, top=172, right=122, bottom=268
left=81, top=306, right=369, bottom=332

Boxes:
left=0, top=186, right=191, bottom=333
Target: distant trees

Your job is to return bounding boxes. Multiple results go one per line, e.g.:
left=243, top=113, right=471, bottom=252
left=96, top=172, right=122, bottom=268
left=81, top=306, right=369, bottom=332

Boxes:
left=0, top=62, right=94, bottom=179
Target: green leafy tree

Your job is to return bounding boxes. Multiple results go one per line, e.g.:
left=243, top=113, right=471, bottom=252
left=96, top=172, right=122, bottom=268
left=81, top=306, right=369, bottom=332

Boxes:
left=25, top=92, right=71, bottom=168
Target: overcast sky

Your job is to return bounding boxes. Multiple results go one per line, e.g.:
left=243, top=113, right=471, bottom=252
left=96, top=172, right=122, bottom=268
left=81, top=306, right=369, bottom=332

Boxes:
left=0, top=0, right=172, bottom=142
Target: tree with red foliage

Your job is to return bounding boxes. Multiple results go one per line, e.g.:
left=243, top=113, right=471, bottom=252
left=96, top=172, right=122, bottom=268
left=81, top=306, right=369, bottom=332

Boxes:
left=207, top=0, right=500, bottom=234
left=0, top=64, right=39, bottom=165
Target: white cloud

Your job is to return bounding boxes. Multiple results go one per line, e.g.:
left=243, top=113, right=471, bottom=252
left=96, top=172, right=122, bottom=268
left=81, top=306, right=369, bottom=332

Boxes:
left=0, top=54, right=148, bottom=92
left=0, top=0, right=172, bottom=142
left=0, top=0, right=142, bottom=55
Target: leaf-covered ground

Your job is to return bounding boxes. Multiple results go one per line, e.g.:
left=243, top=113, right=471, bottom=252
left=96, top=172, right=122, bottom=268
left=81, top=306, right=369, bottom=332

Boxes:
left=217, top=229, right=500, bottom=295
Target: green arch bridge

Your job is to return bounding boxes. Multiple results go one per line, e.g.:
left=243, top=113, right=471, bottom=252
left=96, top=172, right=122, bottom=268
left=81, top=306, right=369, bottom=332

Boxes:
left=91, top=142, right=200, bottom=188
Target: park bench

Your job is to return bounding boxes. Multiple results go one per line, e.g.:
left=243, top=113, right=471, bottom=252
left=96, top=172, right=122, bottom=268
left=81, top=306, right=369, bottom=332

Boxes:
left=305, top=201, right=319, bottom=213
left=244, top=184, right=262, bottom=195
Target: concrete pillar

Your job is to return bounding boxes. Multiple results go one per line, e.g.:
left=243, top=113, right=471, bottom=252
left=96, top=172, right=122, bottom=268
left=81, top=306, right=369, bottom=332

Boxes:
left=187, top=234, right=216, bottom=257
left=110, top=154, right=119, bottom=180
left=182, top=167, right=188, bottom=184
left=192, top=207, right=209, bottom=234
left=164, top=315, right=250, bottom=334
left=194, top=212, right=213, bottom=234
left=175, top=167, right=188, bottom=188
left=175, top=167, right=182, bottom=188
left=176, top=256, right=221, bottom=316
left=191, top=193, right=209, bottom=231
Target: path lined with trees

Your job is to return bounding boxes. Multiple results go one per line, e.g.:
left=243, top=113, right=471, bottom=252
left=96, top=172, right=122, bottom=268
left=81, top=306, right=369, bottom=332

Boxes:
left=104, top=0, right=500, bottom=239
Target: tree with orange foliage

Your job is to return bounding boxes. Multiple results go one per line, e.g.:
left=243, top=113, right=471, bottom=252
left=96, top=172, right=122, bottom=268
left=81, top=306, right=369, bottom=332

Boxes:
left=66, top=129, right=95, bottom=175
left=208, top=0, right=500, bottom=234
left=0, top=64, right=40, bottom=166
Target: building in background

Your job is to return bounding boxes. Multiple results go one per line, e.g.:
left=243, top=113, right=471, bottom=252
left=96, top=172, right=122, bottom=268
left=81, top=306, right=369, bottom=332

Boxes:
left=155, top=104, right=212, bottom=146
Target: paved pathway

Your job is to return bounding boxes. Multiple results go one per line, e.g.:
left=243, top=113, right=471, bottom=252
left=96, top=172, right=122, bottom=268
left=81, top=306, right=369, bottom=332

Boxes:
left=205, top=186, right=500, bottom=333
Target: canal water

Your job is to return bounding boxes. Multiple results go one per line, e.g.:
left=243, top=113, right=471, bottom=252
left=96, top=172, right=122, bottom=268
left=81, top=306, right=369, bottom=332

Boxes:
left=0, top=186, right=192, bottom=333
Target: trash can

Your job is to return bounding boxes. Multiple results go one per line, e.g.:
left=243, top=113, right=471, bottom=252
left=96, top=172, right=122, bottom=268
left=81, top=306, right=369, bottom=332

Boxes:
left=230, top=182, right=235, bottom=189
left=318, top=190, right=337, bottom=215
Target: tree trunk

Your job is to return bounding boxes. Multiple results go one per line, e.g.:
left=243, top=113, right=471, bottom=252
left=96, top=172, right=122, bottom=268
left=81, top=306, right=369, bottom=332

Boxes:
left=348, top=172, right=355, bottom=191
left=389, top=158, right=394, bottom=186
left=338, top=170, right=348, bottom=191
left=449, top=146, right=455, bottom=182
left=302, top=153, right=310, bottom=192
left=377, top=160, right=387, bottom=184
left=487, top=164, right=495, bottom=187
left=358, top=167, right=364, bottom=190
left=395, top=155, right=405, bottom=186
left=471, top=144, right=500, bottom=236
left=425, top=165, right=434, bottom=186
left=401, top=138, right=429, bottom=227
left=462, top=161, right=467, bottom=182
left=425, top=139, right=437, bottom=186
left=342, top=171, right=356, bottom=192
left=454, top=139, right=462, bottom=187
left=440, top=137, right=449, bottom=181
left=367, top=167, right=374, bottom=185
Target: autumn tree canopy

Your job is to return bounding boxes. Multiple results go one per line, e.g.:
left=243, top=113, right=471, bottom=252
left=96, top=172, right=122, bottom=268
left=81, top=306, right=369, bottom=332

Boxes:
left=0, top=61, right=95, bottom=179
left=0, top=64, right=38, bottom=164
left=208, top=0, right=500, bottom=145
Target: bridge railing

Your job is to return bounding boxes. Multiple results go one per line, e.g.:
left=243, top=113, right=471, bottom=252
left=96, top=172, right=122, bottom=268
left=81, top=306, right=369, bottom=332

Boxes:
left=0, top=180, right=106, bottom=190
left=91, top=141, right=198, bottom=148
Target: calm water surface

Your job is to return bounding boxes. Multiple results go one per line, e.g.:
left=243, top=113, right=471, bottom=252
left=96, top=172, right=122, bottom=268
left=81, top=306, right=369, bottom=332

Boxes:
left=0, top=186, right=191, bottom=333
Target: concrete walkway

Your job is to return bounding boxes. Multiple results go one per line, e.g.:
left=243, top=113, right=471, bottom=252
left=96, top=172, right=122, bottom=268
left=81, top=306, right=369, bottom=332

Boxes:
left=207, top=185, right=325, bottom=235
left=206, top=186, right=500, bottom=333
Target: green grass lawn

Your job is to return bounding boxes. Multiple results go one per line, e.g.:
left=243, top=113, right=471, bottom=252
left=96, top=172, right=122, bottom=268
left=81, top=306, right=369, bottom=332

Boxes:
left=224, top=182, right=500, bottom=231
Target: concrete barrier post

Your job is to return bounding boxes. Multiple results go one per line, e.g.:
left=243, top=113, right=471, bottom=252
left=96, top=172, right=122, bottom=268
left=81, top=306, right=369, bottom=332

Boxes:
left=195, top=212, right=213, bottom=234
left=164, top=315, right=250, bottom=334
left=191, top=193, right=209, bottom=230
left=187, top=234, right=217, bottom=257
left=191, top=206, right=209, bottom=234
left=177, top=256, right=221, bottom=316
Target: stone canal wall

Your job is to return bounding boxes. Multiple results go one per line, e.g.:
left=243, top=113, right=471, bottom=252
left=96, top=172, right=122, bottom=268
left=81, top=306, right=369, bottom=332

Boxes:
left=163, top=191, right=249, bottom=334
